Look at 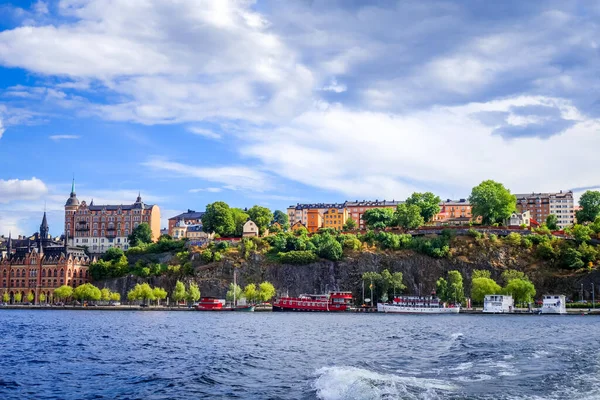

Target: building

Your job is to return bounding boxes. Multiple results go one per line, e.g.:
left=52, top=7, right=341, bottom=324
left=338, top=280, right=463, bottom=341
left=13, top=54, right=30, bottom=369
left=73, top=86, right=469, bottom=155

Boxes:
left=515, top=191, right=574, bottom=229
left=291, top=221, right=306, bottom=231
left=1, top=213, right=91, bottom=304
left=306, top=209, right=323, bottom=233
left=186, top=225, right=212, bottom=241
left=322, top=207, right=349, bottom=230
left=505, top=211, right=531, bottom=227
left=344, top=200, right=402, bottom=230
left=287, top=203, right=346, bottom=226
left=168, top=210, right=204, bottom=236
left=243, top=220, right=259, bottom=237
left=65, top=182, right=161, bottom=254
left=172, top=218, right=188, bottom=240
left=432, top=199, right=475, bottom=226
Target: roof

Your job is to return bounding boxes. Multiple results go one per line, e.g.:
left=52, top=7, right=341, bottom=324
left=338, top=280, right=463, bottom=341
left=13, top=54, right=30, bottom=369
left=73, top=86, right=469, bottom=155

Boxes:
left=187, top=224, right=204, bottom=232
left=289, top=200, right=403, bottom=209
left=86, top=204, right=154, bottom=211
left=289, top=203, right=346, bottom=210
left=441, top=199, right=470, bottom=206
left=514, top=191, right=573, bottom=200
left=169, top=209, right=205, bottom=220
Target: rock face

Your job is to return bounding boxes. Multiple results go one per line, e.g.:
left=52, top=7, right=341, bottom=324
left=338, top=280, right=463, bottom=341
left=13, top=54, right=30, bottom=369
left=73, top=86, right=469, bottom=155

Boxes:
left=98, top=247, right=600, bottom=302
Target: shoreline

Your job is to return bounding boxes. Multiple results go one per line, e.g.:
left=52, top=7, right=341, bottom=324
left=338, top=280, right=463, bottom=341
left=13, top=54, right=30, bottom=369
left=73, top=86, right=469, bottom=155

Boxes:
left=1, top=305, right=600, bottom=315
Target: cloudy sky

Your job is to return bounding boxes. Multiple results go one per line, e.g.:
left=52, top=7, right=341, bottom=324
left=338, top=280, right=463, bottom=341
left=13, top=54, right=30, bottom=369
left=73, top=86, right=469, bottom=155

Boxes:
left=0, top=0, right=599, bottom=236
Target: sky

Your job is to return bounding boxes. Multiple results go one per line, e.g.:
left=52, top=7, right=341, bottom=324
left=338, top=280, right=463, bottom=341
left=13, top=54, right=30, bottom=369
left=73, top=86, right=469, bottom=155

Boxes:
left=0, top=0, right=599, bottom=236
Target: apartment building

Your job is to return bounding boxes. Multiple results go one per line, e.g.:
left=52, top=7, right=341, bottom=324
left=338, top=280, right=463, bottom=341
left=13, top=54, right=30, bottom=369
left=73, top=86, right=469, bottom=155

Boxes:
left=515, top=191, right=574, bottom=229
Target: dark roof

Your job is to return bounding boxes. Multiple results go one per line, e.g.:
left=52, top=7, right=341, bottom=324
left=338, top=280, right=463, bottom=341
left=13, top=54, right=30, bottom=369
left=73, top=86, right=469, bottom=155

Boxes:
left=87, top=203, right=154, bottom=211
left=169, top=210, right=205, bottom=220
left=187, top=225, right=204, bottom=232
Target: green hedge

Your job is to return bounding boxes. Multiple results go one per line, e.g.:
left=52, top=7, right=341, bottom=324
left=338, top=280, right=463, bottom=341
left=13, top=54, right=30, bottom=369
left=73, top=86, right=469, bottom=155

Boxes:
left=278, top=250, right=319, bottom=265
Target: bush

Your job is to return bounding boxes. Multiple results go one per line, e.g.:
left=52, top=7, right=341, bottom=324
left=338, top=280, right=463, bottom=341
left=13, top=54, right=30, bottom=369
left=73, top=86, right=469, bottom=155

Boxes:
left=489, top=234, right=498, bottom=243
left=318, top=239, right=343, bottom=261
left=560, top=247, right=584, bottom=270
left=343, top=237, right=362, bottom=251
left=200, top=250, right=213, bottom=263
left=278, top=250, right=319, bottom=265
left=468, top=228, right=482, bottom=239
left=536, top=241, right=556, bottom=260
left=504, top=232, right=522, bottom=246
left=528, top=234, right=549, bottom=245
left=521, top=237, right=533, bottom=249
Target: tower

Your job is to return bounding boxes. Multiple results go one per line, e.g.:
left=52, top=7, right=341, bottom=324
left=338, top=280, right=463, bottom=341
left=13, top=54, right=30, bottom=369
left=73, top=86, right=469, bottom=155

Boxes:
left=38, top=211, right=49, bottom=253
left=64, top=177, right=80, bottom=244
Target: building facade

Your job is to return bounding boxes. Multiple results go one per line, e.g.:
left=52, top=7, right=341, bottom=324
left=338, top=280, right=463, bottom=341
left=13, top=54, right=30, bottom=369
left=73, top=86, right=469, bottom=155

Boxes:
left=505, top=211, right=531, bottom=227
left=65, top=183, right=161, bottom=254
left=168, top=210, right=204, bottom=236
left=322, top=207, right=349, bottom=230
left=515, top=191, right=574, bottom=229
left=345, top=200, right=402, bottom=230
left=306, top=209, right=323, bottom=233
left=1, top=213, right=91, bottom=304
left=243, top=220, right=260, bottom=237
left=433, top=199, right=475, bottom=225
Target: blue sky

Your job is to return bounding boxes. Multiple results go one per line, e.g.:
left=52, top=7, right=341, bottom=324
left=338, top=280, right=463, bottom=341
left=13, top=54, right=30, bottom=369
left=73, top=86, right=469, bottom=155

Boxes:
left=0, top=0, right=599, bottom=236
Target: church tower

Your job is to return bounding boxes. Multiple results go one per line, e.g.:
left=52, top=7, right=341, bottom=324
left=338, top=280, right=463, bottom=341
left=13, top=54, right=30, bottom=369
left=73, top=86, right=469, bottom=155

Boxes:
left=64, top=177, right=80, bottom=244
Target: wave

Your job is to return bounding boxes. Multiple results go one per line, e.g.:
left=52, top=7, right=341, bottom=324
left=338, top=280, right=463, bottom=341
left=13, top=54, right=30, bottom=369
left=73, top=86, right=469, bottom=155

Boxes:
left=313, top=366, right=456, bottom=400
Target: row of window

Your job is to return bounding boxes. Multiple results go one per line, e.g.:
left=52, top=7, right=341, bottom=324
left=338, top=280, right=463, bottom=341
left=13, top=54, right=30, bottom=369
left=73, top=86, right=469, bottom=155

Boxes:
left=1, top=269, right=87, bottom=278
left=3, top=278, right=85, bottom=288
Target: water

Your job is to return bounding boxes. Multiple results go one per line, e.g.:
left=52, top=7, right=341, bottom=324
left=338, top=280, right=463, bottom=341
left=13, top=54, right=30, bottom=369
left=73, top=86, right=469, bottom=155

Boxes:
left=0, top=311, right=598, bottom=399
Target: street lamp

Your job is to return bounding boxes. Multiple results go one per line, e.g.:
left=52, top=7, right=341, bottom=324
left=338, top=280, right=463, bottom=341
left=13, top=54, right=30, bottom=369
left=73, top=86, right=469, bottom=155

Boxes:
left=592, top=283, right=595, bottom=309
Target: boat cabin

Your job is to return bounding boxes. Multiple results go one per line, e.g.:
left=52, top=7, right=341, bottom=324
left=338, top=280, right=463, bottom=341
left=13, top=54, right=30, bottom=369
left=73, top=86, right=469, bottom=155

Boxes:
left=541, top=295, right=566, bottom=314
left=483, top=295, right=514, bottom=313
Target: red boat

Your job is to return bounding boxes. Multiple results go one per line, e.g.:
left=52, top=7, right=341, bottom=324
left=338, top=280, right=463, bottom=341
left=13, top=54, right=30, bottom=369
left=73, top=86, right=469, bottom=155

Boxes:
left=273, top=292, right=353, bottom=312
left=195, top=297, right=224, bottom=311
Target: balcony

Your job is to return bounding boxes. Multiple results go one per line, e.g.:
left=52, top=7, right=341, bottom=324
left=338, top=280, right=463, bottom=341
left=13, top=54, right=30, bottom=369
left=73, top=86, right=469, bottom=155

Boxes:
left=75, top=225, right=90, bottom=231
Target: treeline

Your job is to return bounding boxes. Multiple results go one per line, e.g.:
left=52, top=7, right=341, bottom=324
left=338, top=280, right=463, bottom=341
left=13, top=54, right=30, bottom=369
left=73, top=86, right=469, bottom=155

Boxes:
left=201, top=202, right=289, bottom=237
left=226, top=282, right=276, bottom=304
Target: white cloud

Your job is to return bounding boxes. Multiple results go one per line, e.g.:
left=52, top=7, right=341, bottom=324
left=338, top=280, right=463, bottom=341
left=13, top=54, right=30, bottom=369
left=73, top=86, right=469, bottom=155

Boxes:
left=189, top=187, right=222, bottom=193
left=187, top=127, right=221, bottom=140
left=143, top=157, right=272, bottom=192
left=49, top=134, right=80, bottom=141
left=321, top=78, right=347, bottom=93
left=0, top=178, right=48, bottom=203
left=0, top=118, right=4, bottom=139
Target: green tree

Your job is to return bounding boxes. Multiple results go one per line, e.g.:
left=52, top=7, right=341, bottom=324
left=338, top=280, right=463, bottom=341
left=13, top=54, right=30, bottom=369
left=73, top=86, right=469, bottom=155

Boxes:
left=436, top=277, right=448, bottom=302
left=202, top=201, right=235, bottom=237
left=127, top=283, right=155, bottom=304
left=447, top=270, right=465, bottom=304
left=247, top=205, right=273, bottom=235
left=363, top=208, right=395, bottom=230
left=576, top=190, right=600, bottom=223
left=172, top=281, right=187, bottom=305
left=317, top=238, right=343, bottom=261
left=110, top=292, right=121, bottom=302
left=545, top=214, right=558, bottom=231
left=405, top=192, right=441, bottom=223
left=73, top=283, right=102, bottom=302
left=388, top=271, right=405, bottom=297
left=100, top=288, right=111, bottom=301
left=471, top=277, right=502, bottom=304
left=2, top=292, right=9, bottom=303
left=14, top=292, right=22, bottom=303
left=152, top=287, right=168, bottom=306
left=27, top=292, right=34, bottom=303
left=501, top=270, right=527, bottom=284
left=536, top=241, right=556, bottom=260
left=128, top=223, right=153, bottom=247
left=343, top=217, right=358, bottom=231
left=186, top=282, right=201, bottom=305
left=394, top=204, right=425, bottom=229
left=472, top=270, right=491, bottom=279
left=243, top=284, right=258, bottom=304
left=503, top=279, right=536, bottom=306
left=560, top=247, right=585, bottom=269
left=572, top=224, right=593, bottom=244
left=469, top=180, right=516, bottom=225
left=231, top=208, right=250, bottom=236
left=54, top=285, right=73, bottom=302
left=258, top=282, right=276, bottom=302
left=103, top=247, right=125, bottom=262
left=226, top=283, right=244, bottom=303
left=39, top=292, right=46, bottom=303
left=273, top=210, right=290, bottom=230
left=578, top=242, right=598, bottom=264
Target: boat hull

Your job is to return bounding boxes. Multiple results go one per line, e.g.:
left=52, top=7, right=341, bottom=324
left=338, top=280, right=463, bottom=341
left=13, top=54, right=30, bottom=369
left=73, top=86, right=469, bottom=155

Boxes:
left=272, top=304, right=349, bottom=312
left=377, top=303, right=460, bottom=314
left=233, top=305, right=255, bottom=312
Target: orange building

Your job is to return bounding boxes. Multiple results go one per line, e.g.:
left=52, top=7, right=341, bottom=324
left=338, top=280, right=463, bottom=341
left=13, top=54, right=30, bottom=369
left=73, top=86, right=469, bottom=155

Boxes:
left=432, top=199, right=475, bottom=225
left=322, top=208, right=349, bottom=230
left=345, top=200, right=402, bottom=230
left=306, top=209, right=323, bottom=233
left=291, top=221, right=307, bottom=231
left=1, top=213, right=91, bottom=304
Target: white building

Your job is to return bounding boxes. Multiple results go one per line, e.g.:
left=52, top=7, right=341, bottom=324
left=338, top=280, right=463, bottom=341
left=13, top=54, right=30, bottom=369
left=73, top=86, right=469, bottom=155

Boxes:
left=483, top=295, right=514, bottom=313
left=243, top=220, right=259, bottom=237
left=549, top=192, right=575, bottom=229
left=505, top=211, right=531, bottom=227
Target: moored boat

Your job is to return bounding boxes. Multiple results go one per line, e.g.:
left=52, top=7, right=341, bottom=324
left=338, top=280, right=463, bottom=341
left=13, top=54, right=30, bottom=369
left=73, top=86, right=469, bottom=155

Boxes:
left=232, top=304, right=255, bottom=312
left=540, top=295, right=566, bottom=314
left=273, top=292, right=353, bottom=312
left=483, top=294, right=513, bottom=313
left=377, top=296, right=460, bottom=314
left=195, top=297, right=224, bottom=311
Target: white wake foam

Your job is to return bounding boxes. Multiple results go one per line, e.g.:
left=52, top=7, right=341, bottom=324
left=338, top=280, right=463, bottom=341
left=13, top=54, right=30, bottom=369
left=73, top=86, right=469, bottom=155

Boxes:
left=313, top=366, right=456, bottom=400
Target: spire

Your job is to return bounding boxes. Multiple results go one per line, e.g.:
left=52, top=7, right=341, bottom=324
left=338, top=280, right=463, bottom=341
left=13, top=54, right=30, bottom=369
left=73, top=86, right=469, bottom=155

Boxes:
left=40, top=211, right=49, bottom=242
left=7, top=231, right=11, bottom=254
left=71, top=175, right=75, bottom=195
left=136, top=191, right=142, bottom=203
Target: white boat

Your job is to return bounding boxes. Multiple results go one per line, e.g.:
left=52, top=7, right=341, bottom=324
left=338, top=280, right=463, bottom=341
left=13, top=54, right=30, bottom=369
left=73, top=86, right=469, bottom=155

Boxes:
left=377, top=296, right=460, bottom=314
left=540, top=295, right=566, bottom=314
left=483, top=295, right=513, bottom=313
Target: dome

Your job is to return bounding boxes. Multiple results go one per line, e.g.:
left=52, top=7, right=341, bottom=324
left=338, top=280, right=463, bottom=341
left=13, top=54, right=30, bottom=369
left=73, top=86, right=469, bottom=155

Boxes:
left=65, top=193, right=80, bottom=207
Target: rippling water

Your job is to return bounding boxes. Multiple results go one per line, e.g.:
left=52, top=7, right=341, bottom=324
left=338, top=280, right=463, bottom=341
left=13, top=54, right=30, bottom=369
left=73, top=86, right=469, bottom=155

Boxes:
left=0, top=310, right=599, bottom=399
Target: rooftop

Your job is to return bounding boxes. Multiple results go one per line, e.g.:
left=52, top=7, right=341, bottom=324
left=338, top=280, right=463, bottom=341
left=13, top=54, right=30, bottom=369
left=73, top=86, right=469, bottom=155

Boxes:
left=169, top=209, right=205, bottom=220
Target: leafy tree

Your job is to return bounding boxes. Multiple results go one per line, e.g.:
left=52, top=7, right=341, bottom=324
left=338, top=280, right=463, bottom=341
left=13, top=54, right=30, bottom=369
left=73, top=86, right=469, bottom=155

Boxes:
left=394, top=204, right=425, bottom=229
left=501, top=270, right=527, bottom=284
left=343, top=217, right=358, bottom=231
left=110, top=292, right=121, bottom=302
left=504, top=232, right=522, bottom=246
left=388, top=271, right=405, bottom=297
left=14, top=293, right=22, bottom=303
left=74, top=283, right=102, bottom=302
left=576, top=190, right=600, bottom=223
left=406, top=192, right=441, bottom=222
left=560, top=247, right=585, bottom=269
left=243, top=284, right=258, bottom=303
left=471, top=277, right=502, bottom=304
left=186, top=282, right=201, bottom=305
left=469, top=180, right=516, bottom=225
left=578, top=242, right=598, bottom=264
left=273, top=210, right=290, bottom=230
left=2, top=292, right=9, bottom=303
left=278, top=250, right=319, bottom=265
left=343, top=236, right=362, bottom=250
left=447, top=270, right=465, bottom=304
left=39, top=292, right=46, bottom=303
left=436, top=277, right=448, bottom=302
left=27, top=292, right=34, bottom=303
left=231, top=208, right=250, bottom=236
left=103, top=247, right=125, bottom=262
left=54, top=285, right=73, bottom=301
left=545, top=214, right=558, bottom=231
left=317, top=238, right=343, bottom=261
left=503, top=279, right=536, bottom=306
left=152, top=287, right=168, bottom=305
left=100, top=288, right=111, bottom=301
left=172, top=281, right=187, bottom=305
left=536, top=241, right=556, bottom=260
left=128, top=222, right=153, bottom=247
left=226, top=283, right=244, bottom=302
left=127, top=283, right=155, bottom=304
left=202, top=201, right=235, bottom=237
left=472, top=270, right=491, bottom=279
left=258, top=282, right=276, bottom=302
left=247, top=205, right=273, bottom=235
left=362, top=208, right=395, bottom=230
left=572, top=224, right=593, bottom=244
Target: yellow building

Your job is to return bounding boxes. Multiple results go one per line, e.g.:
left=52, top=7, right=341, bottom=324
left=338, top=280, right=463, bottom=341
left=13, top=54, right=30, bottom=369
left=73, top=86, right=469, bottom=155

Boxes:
left=322, top=208, right=348, bottom=230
